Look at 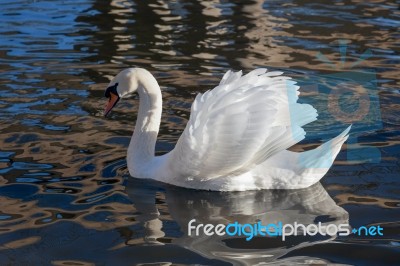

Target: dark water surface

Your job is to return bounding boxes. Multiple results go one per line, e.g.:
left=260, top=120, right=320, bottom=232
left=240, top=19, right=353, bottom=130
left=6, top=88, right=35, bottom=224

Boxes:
left=1, top=0, right=399, bottom=265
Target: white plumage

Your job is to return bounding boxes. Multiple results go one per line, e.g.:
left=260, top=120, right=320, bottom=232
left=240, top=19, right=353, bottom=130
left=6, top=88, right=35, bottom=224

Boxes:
left=104, top=68, right=350, bottom=191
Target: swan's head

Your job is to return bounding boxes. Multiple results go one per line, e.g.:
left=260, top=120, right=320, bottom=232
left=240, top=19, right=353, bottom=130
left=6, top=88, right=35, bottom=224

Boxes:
left=104, top=68, right=139, bottom=116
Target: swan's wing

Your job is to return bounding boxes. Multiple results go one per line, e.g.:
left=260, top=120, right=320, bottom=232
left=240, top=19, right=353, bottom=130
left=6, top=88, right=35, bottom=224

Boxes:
left=167, top=69, right=318, bottom=180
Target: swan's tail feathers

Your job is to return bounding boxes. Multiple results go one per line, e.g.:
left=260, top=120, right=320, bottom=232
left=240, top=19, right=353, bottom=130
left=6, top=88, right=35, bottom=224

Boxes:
left=295, top=125, right=352, bottom=186
left=300, top=125, right=350, bottom=168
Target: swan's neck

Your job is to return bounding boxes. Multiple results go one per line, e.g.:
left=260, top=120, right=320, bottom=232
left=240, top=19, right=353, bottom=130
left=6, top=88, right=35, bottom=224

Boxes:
left=128, top=69, right=162, bottom=166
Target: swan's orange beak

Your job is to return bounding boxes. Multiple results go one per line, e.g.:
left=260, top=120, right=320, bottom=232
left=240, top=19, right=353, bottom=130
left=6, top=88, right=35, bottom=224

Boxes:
left=104, top=92, right=120, bottom=117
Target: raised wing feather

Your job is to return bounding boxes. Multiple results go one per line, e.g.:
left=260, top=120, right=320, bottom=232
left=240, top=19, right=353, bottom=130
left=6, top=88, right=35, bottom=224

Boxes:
left=168, top=69, right=318, bottom=180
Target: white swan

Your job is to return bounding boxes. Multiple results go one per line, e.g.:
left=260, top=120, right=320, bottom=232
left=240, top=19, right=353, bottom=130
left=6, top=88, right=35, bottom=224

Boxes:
left=104, top=68, right=350, bottom=191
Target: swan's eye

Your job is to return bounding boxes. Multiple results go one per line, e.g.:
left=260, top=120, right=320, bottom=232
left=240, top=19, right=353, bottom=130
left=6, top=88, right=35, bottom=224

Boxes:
left=105, top=83, right=119, bottom=98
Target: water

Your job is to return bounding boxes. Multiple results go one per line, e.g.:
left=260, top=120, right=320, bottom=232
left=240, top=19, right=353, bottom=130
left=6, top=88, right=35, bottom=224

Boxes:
left=0, top=0, right=399, bottom=265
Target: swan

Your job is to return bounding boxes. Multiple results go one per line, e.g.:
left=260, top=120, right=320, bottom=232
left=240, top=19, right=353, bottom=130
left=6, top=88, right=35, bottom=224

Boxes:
left=104, top=68, right=350, bottom=191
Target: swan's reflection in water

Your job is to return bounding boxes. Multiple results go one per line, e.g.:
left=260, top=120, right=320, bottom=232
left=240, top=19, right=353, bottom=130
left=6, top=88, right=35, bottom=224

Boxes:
left=126, top=180, right=349, bottom=265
